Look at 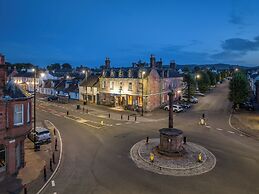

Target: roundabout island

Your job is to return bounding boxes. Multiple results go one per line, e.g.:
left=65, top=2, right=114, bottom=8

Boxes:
left=130, top=91, right=216, bottom=176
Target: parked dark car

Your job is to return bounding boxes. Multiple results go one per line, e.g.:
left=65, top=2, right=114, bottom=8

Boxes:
left=179, top=102, right=191, bottom=109
left=47, top=95, right=58, bottom=101
left=240, top=102, right=255, bottom=111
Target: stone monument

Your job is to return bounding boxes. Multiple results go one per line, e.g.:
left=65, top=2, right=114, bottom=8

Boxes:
left=158, top=91, right=184, bottom=156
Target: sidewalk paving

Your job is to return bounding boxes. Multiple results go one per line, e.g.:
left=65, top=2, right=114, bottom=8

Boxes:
left=231, top=110, right=259, bottom=140
left=0, top=120, right=61, bottom=194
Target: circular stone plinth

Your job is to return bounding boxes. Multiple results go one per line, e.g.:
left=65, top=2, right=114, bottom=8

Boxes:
left=130, top=138, right=216, bottom=176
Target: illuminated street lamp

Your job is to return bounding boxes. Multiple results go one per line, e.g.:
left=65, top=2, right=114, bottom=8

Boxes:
left=66, top=75, right=70, bottom=79
left=40, top=72, right=45, bottom=78
left=195, top=74, right=200, bottom=91
left=235, top=68, right=239, bottom=72
left=141, top=71, right=145, bottom=116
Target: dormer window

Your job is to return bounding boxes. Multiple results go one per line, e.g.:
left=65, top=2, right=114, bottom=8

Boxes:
left=119, top=69, right=123, bottom=78
left=102, top=70, right=106, bottom=77
left=110, top=70, right=115, bottom=77
left=128, top=69, right=132, bottom=78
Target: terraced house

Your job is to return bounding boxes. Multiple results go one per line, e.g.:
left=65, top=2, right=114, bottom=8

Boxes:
left=99, top=55, right=184, bottom=112
left=0, top=54, right=32, bottom=179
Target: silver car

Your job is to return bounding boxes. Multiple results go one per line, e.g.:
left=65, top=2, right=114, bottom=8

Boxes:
left=28, top=127, right=51, bottom=144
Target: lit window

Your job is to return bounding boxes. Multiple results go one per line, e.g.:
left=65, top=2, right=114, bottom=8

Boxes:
left=102, top=80, right=106, bottom=89
left=128, top=82, right=132, bottom=91
left=27, top=102, right=30, bottom=123
left=0, top=144, right=6, bottom=171
left=128, top=95, right=133, bottom=105
left=14, top=104, right=24, bottom=126
left=119, top=82, right=123, bottom=91
left=110, top=81, right=114, bottom=90
left=138, top=96, right=143, bottom=107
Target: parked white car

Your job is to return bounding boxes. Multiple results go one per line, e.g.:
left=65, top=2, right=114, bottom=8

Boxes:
left=194, top=91, right=205, bottom=97
left=164, top=104, right=184, bottom=112
left=28, top=127, right=51, bottom=144
left=181, top=96, right=198, bottom=103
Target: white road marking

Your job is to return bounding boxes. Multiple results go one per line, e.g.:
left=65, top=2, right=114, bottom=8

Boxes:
left=116, top=123, right=121, bottom=126
left=228, top=131, right=235, bottom=134
left=53, top=192, right=57, bottom=194
left=240, top=134, right=244, bottom=137
left=216, top=128, right=223, bottom=131
left=51, top=180, right=55, bottom=187
left=205, top=126, right=211, bottom=128
left=135, top=121, right=140, bottom=124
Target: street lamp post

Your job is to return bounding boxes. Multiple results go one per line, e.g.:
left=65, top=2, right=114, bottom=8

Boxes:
left=82, top=70, right=88, bottom=105
left=32, top=68, right=37, bottom=150
left=195, top=74, right=200, bottom=91
left=141, top=71, right=145, bottom=116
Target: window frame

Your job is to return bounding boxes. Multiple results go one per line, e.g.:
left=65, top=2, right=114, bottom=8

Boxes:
left=14, top=104, right=24, bottom=126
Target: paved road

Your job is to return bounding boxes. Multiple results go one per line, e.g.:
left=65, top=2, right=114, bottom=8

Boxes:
left=38, top=81, right=259, bottom=194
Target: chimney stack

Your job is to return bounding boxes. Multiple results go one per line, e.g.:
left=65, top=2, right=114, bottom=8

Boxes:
left=150, top=54, right=156, bottom=68
left=105, top=57, right=111, bottom=69
left=0, top=54, right=7, bottom=97
left=170, top=60, right=176, bottom=70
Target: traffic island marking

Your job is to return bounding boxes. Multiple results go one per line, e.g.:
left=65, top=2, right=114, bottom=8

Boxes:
left=130, top=138, right=216, bottom=176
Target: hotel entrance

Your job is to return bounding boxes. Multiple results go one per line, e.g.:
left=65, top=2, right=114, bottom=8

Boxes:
left=115, top=95, right=126, bottom=107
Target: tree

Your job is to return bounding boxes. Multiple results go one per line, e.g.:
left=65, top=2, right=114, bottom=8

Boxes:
left=183, top=66, right=190, bottom=73
left=47, top=63, right=61, bottom=71
left=197, top=71, right=211, bottom=93
left=183, top=73, right=196, bottom=101
left=229, top=72, right=249, bottom=108
left=207, top=70, right=216, bottom=86
left=62, top=63, right=72, bottom=69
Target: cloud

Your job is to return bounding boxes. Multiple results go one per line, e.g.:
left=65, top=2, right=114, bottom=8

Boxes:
left=210, top=35, right=259, bottom=64
left=229, top=12, right=244, bottom=25
left=221, top=37, right=259, bottom=51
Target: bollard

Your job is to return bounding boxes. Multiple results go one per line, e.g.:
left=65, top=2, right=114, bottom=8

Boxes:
left=108, top=113, right=110, bottom=118
left=202, top=113, right=205, bottom=119
left=198, top=153, right=202, bottom=162
left=43, top=165, right=47, bottom=181
left=55, top=138, right=58, bottom=151
left=50, top=158, right=53, bottom=172
left=52, top=152, right=55, bottom=164
left=146, top=136, right=149, bottom=144
left=121, top=115, right=123, bottom=120
left=101, top=121, right=104, bottom=125
left=183, top=136, right=187, bottom=144
left=53, top=128, right=56, bottom=136
left=150, top=153, right=154, bottom=163
left=135, top=115, right=137, bottom=121
left=24, top=184, right=27, bottom=194
left=128, top=115, right=130, bottom=120
left=86, top=109, right=88, bottom=114
left=66, top=111, right=69, bottom=116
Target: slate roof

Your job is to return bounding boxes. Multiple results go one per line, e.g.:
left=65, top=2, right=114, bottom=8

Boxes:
left=102, top=67, right=183, bottom=79
left=12, top=72, right=34, bottom=78
left=55, top=79, right=66, bottom=91
left=79, top=75, right=99, bottom=87
left=250, top=73, right=259, bottom=79
left=64, top=83, right=79, bottom=93
left=3, top=80, right=31, bottom=99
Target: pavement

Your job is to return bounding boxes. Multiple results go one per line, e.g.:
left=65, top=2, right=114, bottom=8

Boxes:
left=34, top=80, right=259, bottom=194
left=0, top=120, right=61, bottom=194
left=230, top=110, right=259, bottom=140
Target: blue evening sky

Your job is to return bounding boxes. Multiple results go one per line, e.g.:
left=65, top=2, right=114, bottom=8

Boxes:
left=1, top=0, right=259, bottom=67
